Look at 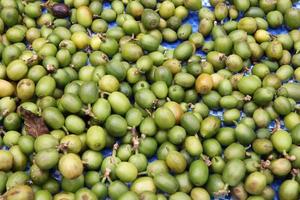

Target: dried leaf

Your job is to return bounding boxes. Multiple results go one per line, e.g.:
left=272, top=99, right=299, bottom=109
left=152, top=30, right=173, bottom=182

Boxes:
left=19, top=107, right=49, bottom=137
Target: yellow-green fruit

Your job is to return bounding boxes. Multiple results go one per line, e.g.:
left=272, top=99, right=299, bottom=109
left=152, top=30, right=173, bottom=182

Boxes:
left=3, top=185, right=34, bottom=200
left=71, top=31, right=90, bottom=49
left=16, top=79, right=35, bottom=100
left=99, top=75, right=119, bottom=93
left=0, top=79, right=15, bottom=97
left=58, top=153, right=83, bottom=179
left=195, top=73, right=213, bottom=94
left=76, top=6, right=93, bottom=27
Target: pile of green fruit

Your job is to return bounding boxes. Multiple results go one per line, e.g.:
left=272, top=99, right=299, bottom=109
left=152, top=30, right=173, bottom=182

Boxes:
left=1, top=0, right=300, bottom=199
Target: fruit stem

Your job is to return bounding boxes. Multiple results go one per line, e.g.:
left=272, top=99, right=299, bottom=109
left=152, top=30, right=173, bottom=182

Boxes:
left=132, top=132, right=140, bottom=154
left=243, top=95, right=252, bottom=101
left=291, top=168, right=299, bottom=178
left=41, top=0, right=54, bottom=8
left=272, top=118, right=281, bottom=133
left=62, top=126, right=69, bottom=135
left=152, top=99, right=159, bottom=110
left=112, top=143, right=119, bottom=158
left=260, top=160, right=271, bottom=169
left=283, top=151, right=296, bottom=161
left=138, top=171, right=147, bottom=175
left=145, top=109, right=152, bottom=117
left=100, top=92, right=111, bottom=98
left=25, top=54, right=38, bottom=65
left=97, top=33, right=106, bottom=41
left=200, top=154, right=212, bottom=166
left=57, top=142, right=69, bottom=154
left=46, top=64, right=57, bottom=73
left=87, top=29, right=93, bottom=37
left=102, top=168, right=112, bottom=183
left=83, top=104, right=95, bottom=118
left=1, top=109, right=9, bottom=117
left=214, top=185, right=230, bottom=198
left=0, top=126, right=5, bottom=136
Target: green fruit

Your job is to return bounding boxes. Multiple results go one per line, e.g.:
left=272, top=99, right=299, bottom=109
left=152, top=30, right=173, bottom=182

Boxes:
left=34, top=190, right=52, bottom=200
left=60, top=134, right=82, bottom=153
left=0, top=150, right=13, bottom=171
left=291, top=124, right=300, bottom=145
left=92, top=98, right=111, bottom=122
left=30, top=164, right=49, bottom=185
left=86, top=126, right=106, bottom=151
left=0, top=80, right=15, bottom=97
left=153, top=107, right=176, bottom=130
left=76, top=6, right=93, bottom=27
left=205, top=173, right=225, bottom=196
left=238, top=17, right=257, bottom=34
left=131, top=177, right=156, bottom=194
left=245, top=172, right=267, bottom=195
left=234, top=0, right=250, bottom=11
left=116, top=162, right=138, bottom=182
left=34, top=134, right=59, bottom=152
left=135, top=89, right=156, bottom=109
left=62, top=175, right=84, bottom=193
left=200, top=116, right=221, bottom=138
left=168, top=125, right=186, bottom=145
left=129, top=153, right=148, bottom=172
left=203, top=139, right=222, bottom=157
left=174, top=41, right=194, bottom=61
left=108, top=91, right=131, bottom=115
left=121, top=43, right=143, bottom=62
left=274, top=96, right=293, bottom=116
left=190, top=187, right=210, bottom=200
left=2, top=185, right=34, bottom=200
left=75, top=188, right=97, bottom=200
left=279, top=180, right=299, bottom=200
left=184, top=136, right=203, bottom=156
left=1, top=7, right=19, bottom=27
left=6, top=60, right=28, bottom=81
left=266, top=41, right=283, bottom=60
left=252, top=139, right=273, bottom=155
left=222, top=159, right=246, bottom=186
left=169, top=192, right=191, bottom=200
left=154, top=172, right=179, bottom=194
left=91, top=182, right=107, bottom=199
left=82, top=150, right=103, bottom=170
left=60, top=93, right=82, bottom=113
left=58, top=153, right=83, bottom=179
left=9, top=145, right=27, bottom=171
left=188, top=160, right=209, bottom=186
left=79, top=81, right=99, bottom=104
left=166, top=150, right=187, bottom=173
left=35, top=148, right=59, bottom=170
left=36, top=76, right=56, bottom=97
left=42, top=107, right=65, bottom=130
left=224, top=143, right=246, bottom=160
left=271, top=130, right=292, bottom=153
left=237, top=75, right=261, bottom=95
left=108, top=181, right=128, bottom=200
left=270, top=158, right=291, bottom=177
left=105, top=114, right=128, bottom=137
left=285, top=8, right=300, bottom=29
